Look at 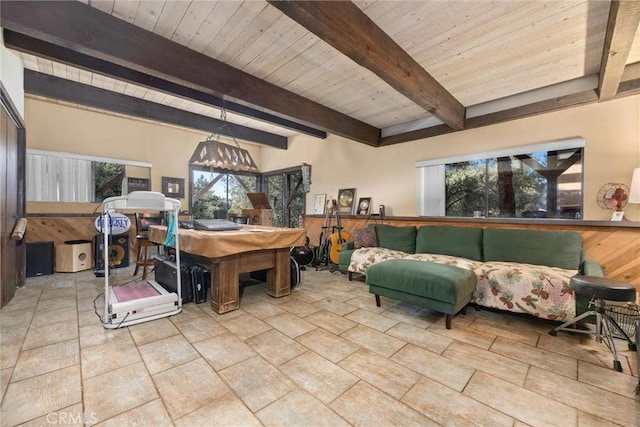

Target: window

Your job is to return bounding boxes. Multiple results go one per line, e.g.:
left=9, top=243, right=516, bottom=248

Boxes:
left=189, top=165, right=307, bottom=227
left=263, top=168, right=306, bottom=227
left=189, top=166, right=258, bottom=219
left=26, top=149, right=150, bottom=203
left=417, top=138, right=584, bottom=219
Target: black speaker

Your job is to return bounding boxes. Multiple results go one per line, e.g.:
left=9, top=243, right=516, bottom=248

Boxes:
left=26, top=241, right=54, bottom=277
left=93, top=234, right=130, bottom=275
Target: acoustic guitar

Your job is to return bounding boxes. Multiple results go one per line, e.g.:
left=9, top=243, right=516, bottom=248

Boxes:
left=329, top=202, right=352, bottom=265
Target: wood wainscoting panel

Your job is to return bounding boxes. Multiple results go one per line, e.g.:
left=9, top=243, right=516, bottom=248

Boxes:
left=26, top=215, right=138, bottom=262
left=26, top=214, right=640, bottom=293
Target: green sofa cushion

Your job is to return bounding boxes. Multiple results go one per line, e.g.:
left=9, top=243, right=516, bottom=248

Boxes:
left=366, top=259, right=476, bottom=305
left=416, top=225, right=483, bottom=261
left=338, top=248, right=355, bottom=272
left=374, top=224, right=417, bottom=254
left=483, top=228, right=582, bottom=270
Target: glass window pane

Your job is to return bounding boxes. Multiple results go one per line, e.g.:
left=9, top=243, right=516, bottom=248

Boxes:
left=444, top=147, right=582, bottom=219
left=228, top=174, right=257, bottom=215
left=93, top=161, right=124, bottom=202
left=287, top=171, right=304, bottom=228
left=445, top=160, right=486, bottom=217
left=191, top=170, right=226, bottom=219
left=190, top=168, right=259, bottom=219
left=266, top=174, right=284, bottom=226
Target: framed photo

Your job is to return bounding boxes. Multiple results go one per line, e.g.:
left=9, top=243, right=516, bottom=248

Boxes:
left=611, top=211, right=624, bottom=221
left=162, top=176, right=185, bottom=198
left=357, top=197, right=371, bottom=215
left=337, top=188, right=356, bottom=215
left=313, top=193, right=327, bottom=215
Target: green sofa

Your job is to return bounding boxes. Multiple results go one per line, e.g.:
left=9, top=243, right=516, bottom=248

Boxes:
left=338, top=224, right=603, bottom=327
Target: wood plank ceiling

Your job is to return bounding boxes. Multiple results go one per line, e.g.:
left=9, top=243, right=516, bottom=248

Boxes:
left=2, top=0, right=639, bottom=148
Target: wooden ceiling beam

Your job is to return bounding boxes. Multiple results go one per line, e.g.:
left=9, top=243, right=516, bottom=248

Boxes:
left=268, top=0, right=466, bottom=131
left=598, top=0, right=640, bottom=101
left=3, top=30, right=327, bottom=140
left=616, top=77, right=640, bottom=98
left=24, top=70, right=288, bottom=149
left=466, top=90, right=599, bottom=129
left=1, top=0, right=379, bottom=145
left=379, top=124, right=454, bottom=146
left=382, top=90, right=600, bottom=145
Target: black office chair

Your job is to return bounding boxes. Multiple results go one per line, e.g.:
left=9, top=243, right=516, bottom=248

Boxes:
left=134, top=213, right=163, bottom=280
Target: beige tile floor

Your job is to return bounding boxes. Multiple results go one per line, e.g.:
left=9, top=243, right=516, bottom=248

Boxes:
left=1, top=266, right=639, bottom=426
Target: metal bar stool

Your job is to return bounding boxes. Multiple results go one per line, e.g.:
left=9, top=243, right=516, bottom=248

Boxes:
left=134, top=213, right=163, bottom=280
left=549, top=275, right=637, bottom=372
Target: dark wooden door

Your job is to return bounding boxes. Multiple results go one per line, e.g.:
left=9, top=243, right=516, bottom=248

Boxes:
left=1, top=91, right=26, bottom=307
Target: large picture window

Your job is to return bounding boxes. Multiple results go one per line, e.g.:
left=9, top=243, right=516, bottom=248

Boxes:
left=26, top=149, right=150, bottom=203
left=417, top=138, right=584, bottom=219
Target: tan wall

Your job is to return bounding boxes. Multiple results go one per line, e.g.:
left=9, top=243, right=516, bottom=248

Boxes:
left=25, top=95, right=640, bottom=221
left=24, top=98, right=262, bottom=213
left=263, top=95, right=640, bottom=221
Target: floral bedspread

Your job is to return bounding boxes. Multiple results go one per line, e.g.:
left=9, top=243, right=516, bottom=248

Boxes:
left=472, top=261, right=577, bottom=321
left=348, top=248, right=479, bottom=275
left=348, top=247, right=408, bottom=275
left=349, top=247, right=578, bottom=320
left=404, top=253, right=480, bottom=272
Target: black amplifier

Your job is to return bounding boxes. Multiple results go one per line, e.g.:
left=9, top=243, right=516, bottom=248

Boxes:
left=153, top=255, right=193, bottom=303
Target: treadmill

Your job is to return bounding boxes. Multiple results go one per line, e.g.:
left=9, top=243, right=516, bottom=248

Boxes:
left=101, top=191, right=182, bottom=329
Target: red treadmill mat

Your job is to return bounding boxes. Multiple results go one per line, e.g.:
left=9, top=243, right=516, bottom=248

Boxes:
left=113, top=282, right=160, bottom=302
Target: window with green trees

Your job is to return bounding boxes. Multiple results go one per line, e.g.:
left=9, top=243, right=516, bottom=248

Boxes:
left=190, top=167, right=258, bottom=219
left=189, top=165, right=308, bottom=226
left=263, top=168, right=305, bottom=228
left=417, top=139, right=584, bottom=219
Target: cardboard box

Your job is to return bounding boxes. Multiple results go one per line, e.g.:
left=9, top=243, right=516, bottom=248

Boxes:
left=56, top=240, right=92, bottom=272
left=241, top=209, right=273, bottom=226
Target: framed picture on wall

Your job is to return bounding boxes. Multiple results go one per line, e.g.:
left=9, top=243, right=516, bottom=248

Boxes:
left=162, top=177, right=185, bottom=198
left=337, top=188, right=356, bottom=215
left=357, top=197, right=371, bottom=215
left=313, top=194, right=327, bottom=215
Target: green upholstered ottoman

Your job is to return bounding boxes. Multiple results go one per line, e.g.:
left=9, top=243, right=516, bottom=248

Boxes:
left=366, top=259, right=477, bottom=329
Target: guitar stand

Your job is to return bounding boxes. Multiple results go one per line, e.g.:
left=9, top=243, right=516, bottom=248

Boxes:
left=315, top=262, right=339, bottom=273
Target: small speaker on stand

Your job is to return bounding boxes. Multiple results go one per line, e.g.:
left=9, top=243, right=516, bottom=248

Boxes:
left=26, top=241, right=54, bottom=277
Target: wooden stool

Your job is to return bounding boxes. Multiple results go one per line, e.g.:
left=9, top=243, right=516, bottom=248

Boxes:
left=134, top=213, right=163, bottom=280
left=134, top=239, right=156, bottom=280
